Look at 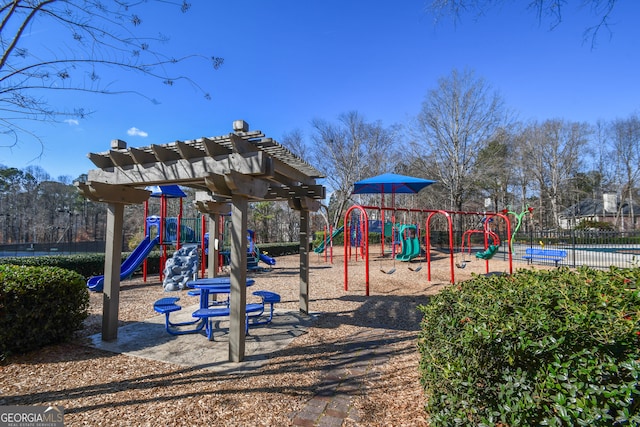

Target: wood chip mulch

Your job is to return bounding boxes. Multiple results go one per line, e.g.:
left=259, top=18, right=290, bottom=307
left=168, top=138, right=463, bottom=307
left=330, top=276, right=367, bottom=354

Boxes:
left=0, top=249, right=519, bottom=426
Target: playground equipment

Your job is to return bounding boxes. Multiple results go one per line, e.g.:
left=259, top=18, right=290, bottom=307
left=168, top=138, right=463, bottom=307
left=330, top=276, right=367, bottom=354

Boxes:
left=395, top=224, right=421, bottom=261
left=86, top=234, right=160, bottom=292
left=379, top=223, right=422, bottom=274
left=209, top=228, right=276, bottom=271
left=353, top=173, right=436, bottom=257
left=314, top=225, right=344, bottom=254
left=87, top=185, right=200, bottom=292
left=247, top=229, right=276, bottom=270
left=456, top=217, right=501, bottom=268
left=162, top=244, right=199, bottom=291
left=344, top=204, right=514, bottom=295
left=503, top=206, right=534, bottom=253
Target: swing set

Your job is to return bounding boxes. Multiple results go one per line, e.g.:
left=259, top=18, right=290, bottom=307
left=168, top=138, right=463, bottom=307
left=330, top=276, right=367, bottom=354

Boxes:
left=455, top=216, right=501, bottom=268
left=343, top=205, right=514, bottom=296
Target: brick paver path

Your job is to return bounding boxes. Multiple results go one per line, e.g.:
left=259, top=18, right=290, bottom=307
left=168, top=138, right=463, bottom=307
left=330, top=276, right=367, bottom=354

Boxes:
left=290, top=329, right=392, bottom=426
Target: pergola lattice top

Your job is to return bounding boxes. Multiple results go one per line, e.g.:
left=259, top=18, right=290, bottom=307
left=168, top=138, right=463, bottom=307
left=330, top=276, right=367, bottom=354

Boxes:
left=78, top=122, right=325, bottom=206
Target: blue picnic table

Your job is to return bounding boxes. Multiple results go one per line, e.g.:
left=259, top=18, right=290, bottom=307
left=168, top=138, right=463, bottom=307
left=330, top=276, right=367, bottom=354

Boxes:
left=154, top=278, right=280, bottom=340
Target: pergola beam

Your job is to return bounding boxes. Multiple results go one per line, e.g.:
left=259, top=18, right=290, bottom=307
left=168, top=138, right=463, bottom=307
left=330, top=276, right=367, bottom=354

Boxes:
left=86, top=151, right=275, bottom=187
left=75, top=181, right=151, bottom=205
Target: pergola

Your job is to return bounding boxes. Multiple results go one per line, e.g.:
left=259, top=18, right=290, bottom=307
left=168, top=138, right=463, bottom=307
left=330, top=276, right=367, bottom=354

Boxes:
left=76, top=120, right=325, bottom=362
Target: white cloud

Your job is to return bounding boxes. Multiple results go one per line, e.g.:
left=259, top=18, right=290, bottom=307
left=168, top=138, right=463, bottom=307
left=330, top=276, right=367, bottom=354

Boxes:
left=64, top=119, right=79, bottom=126
left=127, top=127, right=148, bottom=137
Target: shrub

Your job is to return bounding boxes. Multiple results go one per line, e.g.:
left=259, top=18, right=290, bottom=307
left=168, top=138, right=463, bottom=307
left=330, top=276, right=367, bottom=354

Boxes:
left=576, top=219, right=615, bottom=231
left=418, top=266, right=640, bottom=426
left=313, top=230, right=344, bottom=249
left=0, top=264, right=90, bottom=360
left=257, top=242, right=300, bottom=257
left=0, top=251, right=162, bottom=278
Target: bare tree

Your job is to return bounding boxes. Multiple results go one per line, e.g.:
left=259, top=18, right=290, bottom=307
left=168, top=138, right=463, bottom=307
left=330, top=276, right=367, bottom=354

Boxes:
left=280, top=128, right=307, bottom=160
left=519, top=119, right=592, bottom=228
left=412, top=68, right=508, bottom=212
left=426, top=0, right=621, bottom=46
left=310, top=111, right=399, bottom=227
left=474, top=128, right=515, bottom=211
left=592, top=119, right=616, bottom=193
left=609, top=114, right=640, bottom=229
left=1, top=0, right=223, bottom=153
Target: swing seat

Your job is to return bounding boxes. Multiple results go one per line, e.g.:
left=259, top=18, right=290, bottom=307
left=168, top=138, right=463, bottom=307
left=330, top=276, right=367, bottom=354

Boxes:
left=475, top=245, right=499, bottom=260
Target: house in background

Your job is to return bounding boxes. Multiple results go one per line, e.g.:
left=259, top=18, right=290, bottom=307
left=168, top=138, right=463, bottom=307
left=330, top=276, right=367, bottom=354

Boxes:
left=559, top=193, right=640, bottom=231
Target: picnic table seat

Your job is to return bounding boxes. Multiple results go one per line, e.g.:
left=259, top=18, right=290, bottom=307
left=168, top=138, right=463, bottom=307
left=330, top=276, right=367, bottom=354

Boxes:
left=249, top=291, right=281, bottom=326
left=153, top=297, right=203, bottom=335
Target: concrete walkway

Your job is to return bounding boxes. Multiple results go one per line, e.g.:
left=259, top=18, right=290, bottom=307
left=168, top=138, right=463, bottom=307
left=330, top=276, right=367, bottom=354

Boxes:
left=84, top=306, right=314, bottom=374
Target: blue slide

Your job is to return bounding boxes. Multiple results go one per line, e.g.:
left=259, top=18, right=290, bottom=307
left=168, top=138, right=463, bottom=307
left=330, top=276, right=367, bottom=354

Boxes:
left=259, top=253, right=276, bottom=266
left=87, top=235, right=160, bottom=292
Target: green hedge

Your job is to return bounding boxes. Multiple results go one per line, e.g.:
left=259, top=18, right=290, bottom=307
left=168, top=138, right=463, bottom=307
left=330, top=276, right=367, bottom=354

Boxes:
left=0, top=252, right=162, bottom=278
left=0, top=264, right=90, bottom=360
left=418, top=266, right=640, bottom=426
left=256, top=242, right=300, bottom=257
left=0, top=244, right=303, bottom=279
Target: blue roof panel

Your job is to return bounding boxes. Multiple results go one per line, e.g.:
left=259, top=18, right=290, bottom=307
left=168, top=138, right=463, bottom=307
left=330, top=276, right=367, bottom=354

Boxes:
left=145, top=185, right=188, bottom=198
left=353, top=173, right=436, bottom=194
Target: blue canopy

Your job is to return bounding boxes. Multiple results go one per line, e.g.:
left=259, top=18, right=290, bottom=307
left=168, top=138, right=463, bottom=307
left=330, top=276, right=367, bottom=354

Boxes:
left=145, top=185, right=187, bottom=198
left=353, top=173, right=436, bottom=195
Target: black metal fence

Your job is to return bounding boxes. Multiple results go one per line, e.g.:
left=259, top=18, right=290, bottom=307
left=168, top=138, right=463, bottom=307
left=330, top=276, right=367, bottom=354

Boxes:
left=0, top=241, right=107, bottom=257
left=3, top=230, right=640, bottom=270
left=496, top=230, right=640, bottom=269
left=428, top=229, right=640, bottom=269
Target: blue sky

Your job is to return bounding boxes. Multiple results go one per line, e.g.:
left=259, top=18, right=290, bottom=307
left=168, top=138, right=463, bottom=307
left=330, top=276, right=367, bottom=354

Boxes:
left=3, top=0, right=640, bottom=180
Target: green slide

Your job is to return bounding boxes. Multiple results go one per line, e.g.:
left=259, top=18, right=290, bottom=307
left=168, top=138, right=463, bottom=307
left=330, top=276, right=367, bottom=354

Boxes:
left=395, top=224, right=421, bottom=261
left=314, top=226, right=344, bottom=253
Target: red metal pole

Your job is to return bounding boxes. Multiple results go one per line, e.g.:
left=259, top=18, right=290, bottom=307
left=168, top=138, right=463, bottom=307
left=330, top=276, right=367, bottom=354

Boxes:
left=143, top=199, right=149, bottom=282
left=493, top=212, right=513, bottom=274
left=159, top=195, right=166, bottom=282
left=323, top=226, right=327, bottom=263
left=426, top=211, right=455, bottom=283
left=381, top=192, right=385, bottom=257
left=483, top=217, right=490, bottom=273
left=200, top=214, right=206, bottom=278
left=344, top=205, right=370, bottom=295
left=344, top=212, right=350, bottom=291
left=329, top=224, right=334, bottom=264
left=176, top=197, right=182, bottom=250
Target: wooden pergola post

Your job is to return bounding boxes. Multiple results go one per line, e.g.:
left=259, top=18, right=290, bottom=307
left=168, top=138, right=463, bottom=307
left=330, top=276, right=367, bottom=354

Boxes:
left=75, top=182, right=152, bottom=341
left=102, top=202, right=124, bottom=341
left=229, top=194, right=249, bottom=362
left=299, top=208, right=310, bottom=314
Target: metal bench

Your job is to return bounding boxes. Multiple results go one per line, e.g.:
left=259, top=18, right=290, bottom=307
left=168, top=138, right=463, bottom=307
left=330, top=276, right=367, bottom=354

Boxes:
left=522, top=248, right=567, bottom=267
